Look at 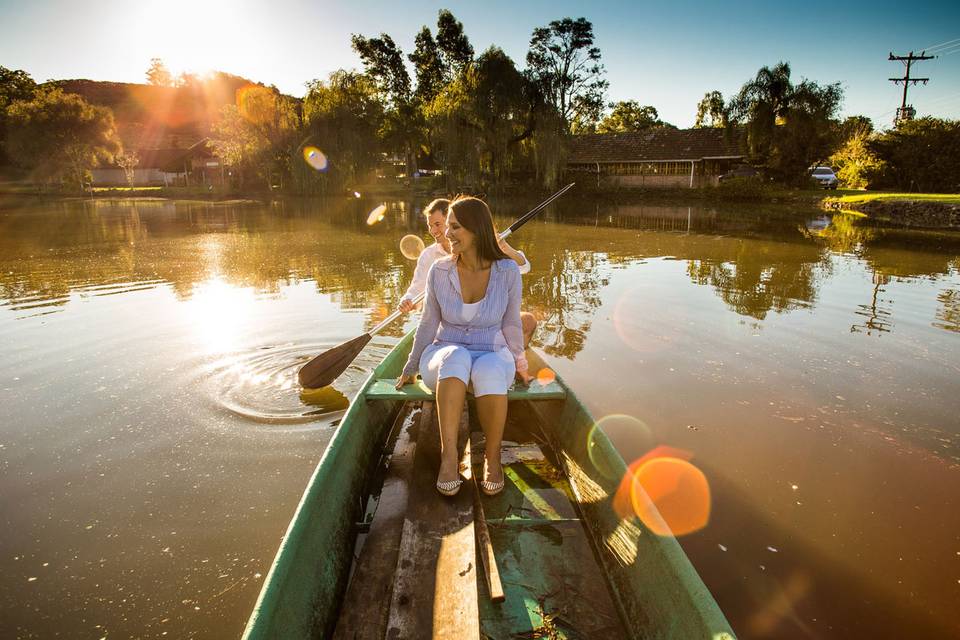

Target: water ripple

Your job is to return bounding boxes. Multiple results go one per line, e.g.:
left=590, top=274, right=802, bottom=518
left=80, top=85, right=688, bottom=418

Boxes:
left=202, top=340, right=396, bottom=428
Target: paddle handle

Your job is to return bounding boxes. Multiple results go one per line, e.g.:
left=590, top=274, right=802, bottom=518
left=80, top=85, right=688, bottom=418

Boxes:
left=368, top=183, right=575, bottom=337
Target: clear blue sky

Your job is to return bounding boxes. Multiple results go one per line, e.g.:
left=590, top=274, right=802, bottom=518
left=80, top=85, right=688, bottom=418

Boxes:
left=1, top=0, right=958, bottom=129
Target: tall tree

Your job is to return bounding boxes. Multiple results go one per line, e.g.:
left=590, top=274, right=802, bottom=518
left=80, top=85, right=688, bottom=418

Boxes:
left=728, top=62, right=843, bottom=185
left=146, top=58, right=173, bottom=87
left=526, top=17, right=608, bottom=134
left=352, top=32, right=421, bottom=174
left=6, top=88, right=120, bottom=189
left=435, top=9, right=474, bottom=77
left=694, top=90, right=727, bottom=128
left=409, top=26, right=445, bottom=104
left=597, top=101, right=672, bottom=133
left=829, top=117, right=881, bottom=189
left=867, top=118, right=960, bottom=192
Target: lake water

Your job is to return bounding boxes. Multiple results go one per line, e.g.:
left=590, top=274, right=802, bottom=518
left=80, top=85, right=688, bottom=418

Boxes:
left=1, top=196, right=957, bottom=639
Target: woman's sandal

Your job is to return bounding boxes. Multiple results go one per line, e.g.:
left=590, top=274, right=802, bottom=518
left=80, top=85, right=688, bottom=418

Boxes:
left=436, top=477, right=463, bottom=497
left=480, top=478, right=505, bottom=496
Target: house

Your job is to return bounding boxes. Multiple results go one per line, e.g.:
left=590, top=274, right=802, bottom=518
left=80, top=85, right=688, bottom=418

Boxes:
left=91, top=147, right=190, bottom=187
left=566, top=128, right=745, bottom=188
left=91, top=139, right=224, bottom=187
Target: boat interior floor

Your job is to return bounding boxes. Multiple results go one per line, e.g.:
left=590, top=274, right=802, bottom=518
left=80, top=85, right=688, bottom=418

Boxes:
left=331, top=400, right=629, bottom=640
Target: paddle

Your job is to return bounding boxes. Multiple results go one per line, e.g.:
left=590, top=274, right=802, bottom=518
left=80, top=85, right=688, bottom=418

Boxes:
left=297, top=183, right=576, bottom=389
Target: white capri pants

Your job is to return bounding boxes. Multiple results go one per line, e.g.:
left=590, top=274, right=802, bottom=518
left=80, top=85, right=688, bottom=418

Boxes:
left=419, top=343, right=516, bottom=397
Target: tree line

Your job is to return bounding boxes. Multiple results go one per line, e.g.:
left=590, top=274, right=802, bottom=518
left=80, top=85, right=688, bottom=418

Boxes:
left=1, top=11, right=958, bottom=193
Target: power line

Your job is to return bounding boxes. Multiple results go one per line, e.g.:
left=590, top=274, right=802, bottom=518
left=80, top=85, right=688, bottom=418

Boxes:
left=888, top=50, right=934, bottom=125
left=921, top=36, right=960, bottom=52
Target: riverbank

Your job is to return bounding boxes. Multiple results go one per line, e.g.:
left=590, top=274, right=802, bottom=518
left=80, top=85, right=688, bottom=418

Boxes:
left=822, top=193, right=960, bottom=229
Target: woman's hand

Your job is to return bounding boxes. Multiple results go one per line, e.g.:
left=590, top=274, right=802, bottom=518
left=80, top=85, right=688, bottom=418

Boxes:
left=515, top=370, right=533, bottom=386
left=395, top=374, right=416, bottom=390
left=398, top=299, right=415, bottom=313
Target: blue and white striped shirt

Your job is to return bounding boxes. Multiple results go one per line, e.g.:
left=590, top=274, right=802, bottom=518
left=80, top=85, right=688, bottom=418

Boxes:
left=402, top=256, right=528, bottom=377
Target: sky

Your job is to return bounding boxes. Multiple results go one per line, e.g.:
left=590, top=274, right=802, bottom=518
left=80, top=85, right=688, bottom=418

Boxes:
left=1, top=0, right=958, bottom=129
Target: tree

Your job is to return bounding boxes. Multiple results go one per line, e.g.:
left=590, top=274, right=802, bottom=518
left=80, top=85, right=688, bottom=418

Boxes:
left=728, top=62, right=843, bottom=185
left=436, top=9, right=474, bottom=77
left=868, top=118, right=960, bottom=192
left=597, top=101, right=672, bottom=133
left=0, top=66, right=38, bottom=165
left=6, top=88, right=120, bottom=189
left=351, top=32, right=422, bottom=175
left=526, top=17, right=608, bottom=134
left=210, top=85, right=300, bottom=190
left=409, top=26, right=445, bottom=104
left=694, top=90, right=727, bottom=128
left=426, top=47, right=534, bottom=186
left=301, top=70, right=384, bottom=190
left=116, top=149, right=139, bottom=187
left=146, top=58, right=173, bottom=87
left=829, top=116, right=881, bottom=189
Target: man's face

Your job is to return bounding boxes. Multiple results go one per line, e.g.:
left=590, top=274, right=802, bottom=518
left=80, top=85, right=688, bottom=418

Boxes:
left=427, top=210, right=446, bottom=242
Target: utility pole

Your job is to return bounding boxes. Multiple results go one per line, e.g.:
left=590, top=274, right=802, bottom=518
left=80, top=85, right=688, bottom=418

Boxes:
left=888, top=50, right=934, bottom=125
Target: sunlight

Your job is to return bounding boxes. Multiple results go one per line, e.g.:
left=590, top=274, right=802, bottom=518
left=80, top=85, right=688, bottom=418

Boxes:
left=133, top=0, right=245, bottom=74
left=185, top=277, right=254, bottom=354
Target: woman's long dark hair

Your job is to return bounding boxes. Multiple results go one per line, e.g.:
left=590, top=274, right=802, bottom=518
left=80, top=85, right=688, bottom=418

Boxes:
left=448, top=196, right=508, bottom=264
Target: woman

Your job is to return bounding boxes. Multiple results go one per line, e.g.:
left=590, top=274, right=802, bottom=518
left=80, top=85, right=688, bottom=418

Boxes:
left=395, top=196, right=531, bottom=497
left=398, top=198, right=538, bottom=348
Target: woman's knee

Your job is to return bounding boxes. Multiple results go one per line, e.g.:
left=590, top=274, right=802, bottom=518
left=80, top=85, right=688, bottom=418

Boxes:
left=470, top=351, right=514, bottom=396
left=422, top=345, right=471, bottom=391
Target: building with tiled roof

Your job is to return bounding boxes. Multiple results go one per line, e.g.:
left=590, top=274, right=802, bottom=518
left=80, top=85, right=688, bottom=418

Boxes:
left=566, top=128, right=746, bottom=188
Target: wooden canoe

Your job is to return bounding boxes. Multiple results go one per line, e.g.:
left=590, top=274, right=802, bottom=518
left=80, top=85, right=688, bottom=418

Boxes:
left=242, top=330, right=736, bottom=639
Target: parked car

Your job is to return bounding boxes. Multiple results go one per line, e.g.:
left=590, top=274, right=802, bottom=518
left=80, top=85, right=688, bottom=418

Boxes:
left=718, top=165, right=762, bottom=182
left=810, top=166, right=839, bottom=189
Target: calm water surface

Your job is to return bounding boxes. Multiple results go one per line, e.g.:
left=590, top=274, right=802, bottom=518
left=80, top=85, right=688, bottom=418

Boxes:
left=1, top=196, right=957, bottom=639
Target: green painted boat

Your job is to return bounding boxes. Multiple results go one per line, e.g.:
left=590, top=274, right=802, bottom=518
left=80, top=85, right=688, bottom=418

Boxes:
left=242, top=330, right=736, bottom=639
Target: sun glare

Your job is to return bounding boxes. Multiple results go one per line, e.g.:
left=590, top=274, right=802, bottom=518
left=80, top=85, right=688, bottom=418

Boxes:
left=186, top=277, right=254, bottom=354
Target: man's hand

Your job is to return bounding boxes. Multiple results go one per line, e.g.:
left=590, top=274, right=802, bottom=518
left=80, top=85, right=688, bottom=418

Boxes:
left=398, top=299, right=415, bottom=313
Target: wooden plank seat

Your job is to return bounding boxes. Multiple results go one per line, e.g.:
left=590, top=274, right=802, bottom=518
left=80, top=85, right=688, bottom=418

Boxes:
left=365, top=378, right=566, bottom=402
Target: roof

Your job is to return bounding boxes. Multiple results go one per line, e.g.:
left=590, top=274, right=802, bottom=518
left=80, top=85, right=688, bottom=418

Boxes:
left=101, top=148, right=191, bottom=171
left=566, top=128, right=744, bottom=164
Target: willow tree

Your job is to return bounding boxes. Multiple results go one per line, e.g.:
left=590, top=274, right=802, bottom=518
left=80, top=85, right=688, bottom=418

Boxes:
left=427, top=48, right=537, bottom=188
left=300, top=70, right=384, bottom=191
left=6, top=87, right=120, bottom=190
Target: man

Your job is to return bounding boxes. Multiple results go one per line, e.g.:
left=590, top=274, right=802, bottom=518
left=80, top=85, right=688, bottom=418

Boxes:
left=399, top=198, right=537, bottom=347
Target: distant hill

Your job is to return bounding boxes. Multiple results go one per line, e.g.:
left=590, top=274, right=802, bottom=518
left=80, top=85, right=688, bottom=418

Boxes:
left=45, top=73, right=271, bottom=149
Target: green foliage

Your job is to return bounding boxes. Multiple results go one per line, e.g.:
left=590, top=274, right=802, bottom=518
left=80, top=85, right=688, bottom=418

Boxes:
left=728, top=62, right=843, bottom=186
left=867, top=118, right=960, bottom=193
left=1, top=66, right=39, bottom=166
left=350, top=33, right=412, bottom=105
left=5, top=87, right=120, bottom=189
left=301, top=70, right=384, bottom=191
left=409, top=27, right=445, bottom=104
left=210, top=85, right=300, bottom=190
left=694, top=91, right=726, bottom=128
left=829, top=116, right=883, bottom=189
left=597, top=101, right=673, bottom=133
left=435, top=10, right=474, bottom=76
left=146, top=58, right=173, bottom=87
left=526, top=17, right=608, bottom=134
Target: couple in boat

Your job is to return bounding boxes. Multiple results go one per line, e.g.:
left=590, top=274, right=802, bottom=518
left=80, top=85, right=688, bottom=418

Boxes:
left=394, top=196, right=536, bottom=498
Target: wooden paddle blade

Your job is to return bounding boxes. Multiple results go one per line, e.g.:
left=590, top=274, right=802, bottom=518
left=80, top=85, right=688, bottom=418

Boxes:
left=298, top=333, right=374, bottom=389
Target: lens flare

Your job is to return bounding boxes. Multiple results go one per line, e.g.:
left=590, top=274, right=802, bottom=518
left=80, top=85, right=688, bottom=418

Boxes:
left=302, top=146, right=329, bottom=172
left=587, top=414, right=653, bottom=479
left=400, top=234, right=426, bottom=260
left=615, top=455, right=711, bottom=537
left=612, top=286, right=682, bottom=353
left=535, top=367, right=557, bottom=386
left=366, top=204, right=388, bottom=226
